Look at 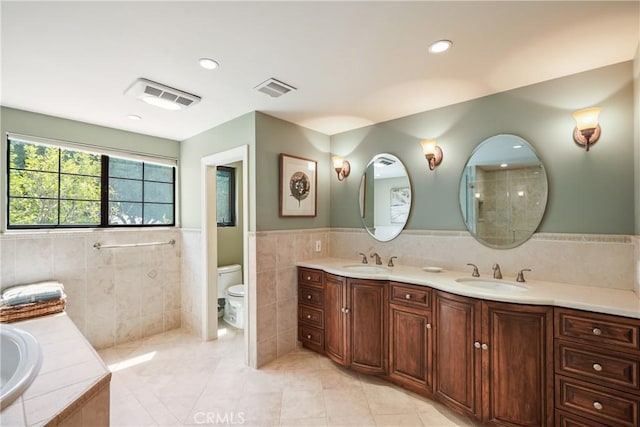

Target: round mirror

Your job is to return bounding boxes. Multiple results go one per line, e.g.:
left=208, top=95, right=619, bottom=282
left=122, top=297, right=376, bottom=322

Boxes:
left=359, top=153, right=412, bottom=241
left=459, top=135, right=548, bottom=249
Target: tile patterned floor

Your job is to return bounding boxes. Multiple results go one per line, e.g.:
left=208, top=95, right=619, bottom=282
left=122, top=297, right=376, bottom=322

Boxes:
left=99, top=324, right=482, bottom=427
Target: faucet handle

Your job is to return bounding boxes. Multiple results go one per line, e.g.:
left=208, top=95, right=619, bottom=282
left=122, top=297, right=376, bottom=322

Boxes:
left=516, top=269, right=531, bottom=283
left=388, top=256, right=397, bottom=267
left=467, top=263, right=480, bottom=277
left=359, top=252, right=368, bottom=264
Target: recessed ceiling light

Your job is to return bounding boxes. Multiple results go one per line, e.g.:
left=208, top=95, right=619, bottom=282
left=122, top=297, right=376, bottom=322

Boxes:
left=199, top=58, right=219, bottom=70
left=428, top=40, right=452, bottom=54
left=127, top=114, right=141, bottom=121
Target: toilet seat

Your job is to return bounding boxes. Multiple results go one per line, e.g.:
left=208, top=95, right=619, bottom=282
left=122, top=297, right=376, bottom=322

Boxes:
left=227, top=284, right=245, bottom=297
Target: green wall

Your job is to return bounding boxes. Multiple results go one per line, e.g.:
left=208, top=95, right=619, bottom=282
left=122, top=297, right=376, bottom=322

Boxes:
left=331, top=62, right=635, bottom=235
left=179, top=112, right=256, bottom=230
left=217, top=161, right=244, bottom=267
left=255, top=112, right=331, bottom=231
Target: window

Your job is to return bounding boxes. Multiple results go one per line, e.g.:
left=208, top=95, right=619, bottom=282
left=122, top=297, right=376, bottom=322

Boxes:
left=216, top=166, right=235, bottom=227
left=7, top=135, right=175, bottom=229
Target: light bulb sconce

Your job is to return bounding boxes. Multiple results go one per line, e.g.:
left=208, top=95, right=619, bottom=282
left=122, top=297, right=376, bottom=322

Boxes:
left=420, top=139, right=443, bottom=171
left=572, top=107, right=601, bottom=152
left=332, top=156, right=351, bottom=181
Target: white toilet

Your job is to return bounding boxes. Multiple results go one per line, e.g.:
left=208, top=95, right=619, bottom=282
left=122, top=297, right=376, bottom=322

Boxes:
left=218, top=264, right=245, bottom=329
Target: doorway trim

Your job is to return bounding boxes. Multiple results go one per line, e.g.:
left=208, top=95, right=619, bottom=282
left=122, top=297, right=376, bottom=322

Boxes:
left=200, top=144, right=251, bottom=366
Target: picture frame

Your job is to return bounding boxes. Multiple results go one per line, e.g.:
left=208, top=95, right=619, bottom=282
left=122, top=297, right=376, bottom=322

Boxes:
left=279, top=153, right=317, bottom=217
left=390, top=186, right=410, bottom=224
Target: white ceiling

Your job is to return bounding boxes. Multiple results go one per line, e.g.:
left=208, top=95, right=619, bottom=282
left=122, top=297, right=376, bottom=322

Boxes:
left=1, top=1, right=638, bottom=142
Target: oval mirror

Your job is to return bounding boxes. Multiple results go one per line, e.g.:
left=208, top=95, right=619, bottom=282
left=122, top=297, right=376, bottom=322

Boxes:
left=359, top=153, right=412, bottom=241
left=459, top=135, right=548, bottom=249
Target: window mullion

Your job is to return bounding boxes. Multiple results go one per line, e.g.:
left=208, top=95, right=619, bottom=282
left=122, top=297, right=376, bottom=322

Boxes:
left=101, top=155, right=109, bottom=227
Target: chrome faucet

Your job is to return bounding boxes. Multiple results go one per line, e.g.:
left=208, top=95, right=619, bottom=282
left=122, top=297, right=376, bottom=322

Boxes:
left=370, top=253, right=382, bottom=265
left=359, top=252, right=368, bottom=264
left=467, top=263, right=480, bottom=277
left=492, top=263, right=502, bottom=279
left=516, top=268, right=531, bottom=283
left=388, top=256, right=397, bottom=267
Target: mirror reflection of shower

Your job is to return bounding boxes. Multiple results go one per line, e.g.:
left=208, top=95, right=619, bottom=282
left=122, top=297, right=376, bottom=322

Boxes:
left=460, top=135, right=548, bottom=249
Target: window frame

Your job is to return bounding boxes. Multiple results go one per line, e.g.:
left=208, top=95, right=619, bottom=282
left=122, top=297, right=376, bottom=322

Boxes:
left=6, top=134, right=177, bottom=230
left=216, top=165, right=236, bottom=227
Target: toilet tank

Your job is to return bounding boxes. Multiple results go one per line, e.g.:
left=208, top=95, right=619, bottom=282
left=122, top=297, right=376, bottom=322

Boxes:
left=218, top=264, right=242, bottom=297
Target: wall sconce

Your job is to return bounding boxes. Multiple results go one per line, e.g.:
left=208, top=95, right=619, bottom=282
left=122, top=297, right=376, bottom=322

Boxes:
left=572, top=107, right=601, bottom=151
left=421, top=139, right=443, bottom=171
left=332, top=156, right=351, bottom=181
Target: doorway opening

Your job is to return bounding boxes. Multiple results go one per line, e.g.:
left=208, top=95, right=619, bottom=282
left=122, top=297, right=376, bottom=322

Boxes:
left=200, top=145, right=252, bottom=366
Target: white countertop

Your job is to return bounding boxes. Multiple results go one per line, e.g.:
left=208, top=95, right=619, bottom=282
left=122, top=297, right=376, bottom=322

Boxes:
left=297, top=258, right=640, bottom=319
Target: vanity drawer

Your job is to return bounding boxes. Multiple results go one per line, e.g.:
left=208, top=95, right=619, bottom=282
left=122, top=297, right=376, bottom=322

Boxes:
left=556, top=341, right=640, bottom=392
left=298, top=268, right=324, bottom=288
left=555, top=308, right=640, bottom=351
left=299, top=286, right=324, bottom=307
left=299, top=324, right=324, bottom=352
left=555, top=410, right=610, bottom=427
left=299, top=305, right=324, bottom=329
left=555, top=376, right=639, bottom=427
left=390, top=282, right=431, bottom=309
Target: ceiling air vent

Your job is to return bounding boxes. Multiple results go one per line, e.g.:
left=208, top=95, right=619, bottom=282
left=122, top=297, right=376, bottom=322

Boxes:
left=376, top=156, right=396, bottom=166
left=255, top=78, right=296, bottom=98
left=125, top=78, right=201, bottom=110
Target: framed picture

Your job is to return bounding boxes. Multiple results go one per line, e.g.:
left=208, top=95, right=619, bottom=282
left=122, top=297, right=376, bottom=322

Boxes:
left=390, top=187, right=410, bottom=224
left=279, top=153, right=317, bottom=217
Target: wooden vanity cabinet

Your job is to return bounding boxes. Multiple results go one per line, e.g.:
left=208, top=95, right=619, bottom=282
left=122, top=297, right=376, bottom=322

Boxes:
left=298, top=268, right=325, bottom=353
left=324, top=273, right=388, bottom=374
left=388, top=282, right=433, bottom=393
left=554, top=307, right=640, bottom=427
left=434, top=290, right=553, bottom=427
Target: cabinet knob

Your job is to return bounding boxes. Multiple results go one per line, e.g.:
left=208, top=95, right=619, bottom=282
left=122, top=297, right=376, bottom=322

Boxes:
left=306, top=276, right=311, bottom=280
left=593, top=401, right=603, bottom=411
left=307, top=314, right=312, bottom=319
left=405, top=294, right=411, bottom=300
left=592, top=363, right=603, bottom=372
left=307, top=334, right=312, bottom=340
left=307, top=294, right=312, bottom=300
left=344, top=308, right=350, bottom=314
left=481, top=343, right=489, bottom=351
left=592, top=327, right=602, bottom=336
left=426, top=323, right=432, bottom=329
left=474, top=342, right=481, bottom=349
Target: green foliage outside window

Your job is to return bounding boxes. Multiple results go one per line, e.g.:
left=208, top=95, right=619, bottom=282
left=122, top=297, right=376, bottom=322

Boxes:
left=7, top=138, right=175, bottom=228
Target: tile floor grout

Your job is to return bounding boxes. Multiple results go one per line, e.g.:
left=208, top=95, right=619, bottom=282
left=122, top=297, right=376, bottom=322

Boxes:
left=99, top=323, right=481, bottom=427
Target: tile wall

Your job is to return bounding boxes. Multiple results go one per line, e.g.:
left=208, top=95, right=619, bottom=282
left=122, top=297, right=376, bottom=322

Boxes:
left=254, top=228, right=330, bottom=367
left=180, top=229, right=203, bottom=338
left=330, top=228, right=635, bottom=290
left=0, top=228, right=181, bottom=349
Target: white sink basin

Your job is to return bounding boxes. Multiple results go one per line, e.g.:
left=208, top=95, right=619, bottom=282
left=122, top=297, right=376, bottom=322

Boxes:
left=342, top=264, right=390, bottom=274
left=1, top=324, right=42, bottom=409
left=456, top=278, right=528, bottom=292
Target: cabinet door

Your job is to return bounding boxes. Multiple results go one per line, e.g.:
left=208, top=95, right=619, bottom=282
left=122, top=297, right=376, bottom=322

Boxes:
left=434, top=291, right=482, bottom=417
left=348, top=279, right=388, bottom=374
left=324, top=274, right=348, bottom=366
left=483, top=302, right=553, bottom=427
left=389, top=304, right=432, bottom=391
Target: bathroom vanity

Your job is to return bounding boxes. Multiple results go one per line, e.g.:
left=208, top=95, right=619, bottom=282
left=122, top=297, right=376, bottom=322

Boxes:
left=297, top=260, right=640, bottom=427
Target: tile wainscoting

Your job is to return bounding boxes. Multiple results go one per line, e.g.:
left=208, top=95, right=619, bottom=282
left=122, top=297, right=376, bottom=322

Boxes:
left=0, top=228, right=181, bottom=349
left=330, top=228, right=636, bottom=291
left=180, top=229, right=203, bottom=338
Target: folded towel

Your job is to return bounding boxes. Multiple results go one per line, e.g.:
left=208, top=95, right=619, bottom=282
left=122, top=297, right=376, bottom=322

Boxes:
left=1, top=281, right=66, bottom=307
